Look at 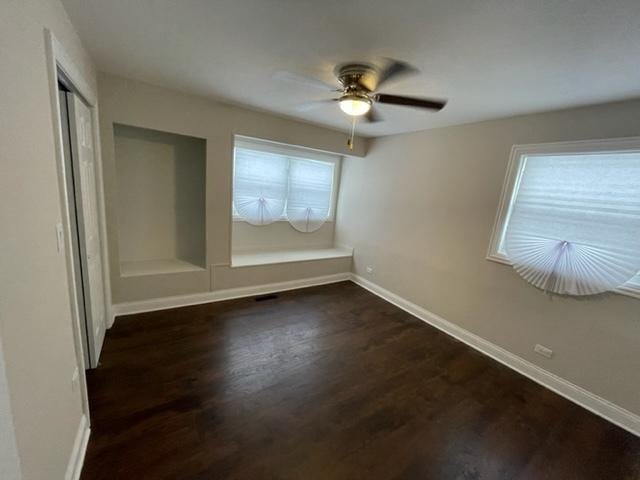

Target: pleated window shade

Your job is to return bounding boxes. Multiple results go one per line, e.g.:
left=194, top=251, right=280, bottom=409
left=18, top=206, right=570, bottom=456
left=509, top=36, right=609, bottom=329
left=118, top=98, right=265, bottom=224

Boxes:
left=504, top=152, right=640, bottom=295
left=233, top=147, right=288, bottom=225
left=233, top=138, right=337, bottom=231
left=287, top=159, right=334, bottom=232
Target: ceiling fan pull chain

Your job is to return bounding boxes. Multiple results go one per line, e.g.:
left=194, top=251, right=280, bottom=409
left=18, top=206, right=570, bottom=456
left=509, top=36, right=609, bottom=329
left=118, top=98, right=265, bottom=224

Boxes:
left=348, top=115, right=357, bottom=150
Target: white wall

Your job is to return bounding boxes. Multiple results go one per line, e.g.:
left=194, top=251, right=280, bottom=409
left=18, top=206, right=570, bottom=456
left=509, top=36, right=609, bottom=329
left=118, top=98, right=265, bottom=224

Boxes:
left=0, top=0, right=95, bottom=478
left=99, top=73, right=365, bottom=303
left=336, top=99, right=640, bottom=417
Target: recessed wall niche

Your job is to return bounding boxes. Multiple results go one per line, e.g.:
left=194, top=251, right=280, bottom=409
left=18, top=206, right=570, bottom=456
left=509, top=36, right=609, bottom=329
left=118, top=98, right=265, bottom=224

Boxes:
left=113, top=124, right=206, bottom=277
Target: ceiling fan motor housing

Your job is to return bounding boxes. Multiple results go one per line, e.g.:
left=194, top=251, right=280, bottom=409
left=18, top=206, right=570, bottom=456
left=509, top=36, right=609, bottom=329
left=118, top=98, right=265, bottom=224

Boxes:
left=334, top=63, right=376, bottom=91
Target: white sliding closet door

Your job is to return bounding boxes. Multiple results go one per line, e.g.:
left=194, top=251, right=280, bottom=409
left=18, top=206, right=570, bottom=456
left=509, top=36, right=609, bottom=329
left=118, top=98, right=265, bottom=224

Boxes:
left=67, top=93, right=106, bottom=367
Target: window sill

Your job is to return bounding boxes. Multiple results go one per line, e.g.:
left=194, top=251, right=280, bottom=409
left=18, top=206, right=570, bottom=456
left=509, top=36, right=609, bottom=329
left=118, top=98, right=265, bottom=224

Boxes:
left=232, top=217, right=335, bottom=224
left=486, top=254, right=640, bottom=299
left=231, top=247, right=353, bottom=268
left=486, top=251, right=511, bottom=266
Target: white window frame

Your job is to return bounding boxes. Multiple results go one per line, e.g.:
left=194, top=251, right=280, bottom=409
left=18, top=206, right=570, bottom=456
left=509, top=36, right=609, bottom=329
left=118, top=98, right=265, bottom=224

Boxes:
left=232, top=135, right=342, bottom=223
left=487, top=136, right=640, bottom=299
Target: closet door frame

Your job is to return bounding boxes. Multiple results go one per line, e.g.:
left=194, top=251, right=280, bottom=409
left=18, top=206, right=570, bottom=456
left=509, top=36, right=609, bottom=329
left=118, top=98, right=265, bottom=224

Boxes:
left=45, top=29, right=112, bottom=423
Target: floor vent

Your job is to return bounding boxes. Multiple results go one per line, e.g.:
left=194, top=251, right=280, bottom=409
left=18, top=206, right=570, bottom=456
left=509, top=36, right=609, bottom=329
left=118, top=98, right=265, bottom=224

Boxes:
left=255, top=294, right=279, bottom=302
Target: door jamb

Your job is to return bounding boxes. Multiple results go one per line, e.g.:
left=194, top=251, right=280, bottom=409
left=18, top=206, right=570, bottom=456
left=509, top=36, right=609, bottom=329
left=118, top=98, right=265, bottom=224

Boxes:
left=44, top=29, right=113, bottom=420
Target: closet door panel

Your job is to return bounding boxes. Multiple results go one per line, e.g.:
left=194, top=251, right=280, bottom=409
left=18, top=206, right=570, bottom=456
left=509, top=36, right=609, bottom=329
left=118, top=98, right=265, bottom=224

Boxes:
left=68, top=93, right=106, bottom=367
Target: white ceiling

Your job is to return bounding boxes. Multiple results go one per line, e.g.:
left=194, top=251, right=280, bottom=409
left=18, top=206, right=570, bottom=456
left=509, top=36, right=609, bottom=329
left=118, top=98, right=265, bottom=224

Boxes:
left=61, top=0, right=640, bottom=137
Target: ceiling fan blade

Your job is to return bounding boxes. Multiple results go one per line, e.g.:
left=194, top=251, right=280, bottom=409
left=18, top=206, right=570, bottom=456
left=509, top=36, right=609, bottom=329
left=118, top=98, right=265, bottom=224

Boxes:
left=360, top=58, right=419, bottom=92
left=295, top=98, right=338, bottom=112
left=273, top=71, right=336, bottom=91
left=363, top=108, right=382, bottom=123
left=375, top=93, right=447, bottom=111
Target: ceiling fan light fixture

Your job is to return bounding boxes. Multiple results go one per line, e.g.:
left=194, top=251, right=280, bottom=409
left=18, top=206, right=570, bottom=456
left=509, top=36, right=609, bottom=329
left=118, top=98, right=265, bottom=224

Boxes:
left=339, top=94, right=371, bottom=116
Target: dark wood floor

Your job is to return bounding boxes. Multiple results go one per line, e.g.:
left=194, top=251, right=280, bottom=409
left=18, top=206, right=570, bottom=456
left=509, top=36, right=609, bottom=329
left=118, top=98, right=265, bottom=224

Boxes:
left=82, top=281, right=640, bottom=479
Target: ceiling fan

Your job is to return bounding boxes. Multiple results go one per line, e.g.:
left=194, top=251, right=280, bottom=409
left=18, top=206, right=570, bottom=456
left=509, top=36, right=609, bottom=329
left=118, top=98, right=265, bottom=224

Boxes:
left=275, top=59, right=447, bottom=147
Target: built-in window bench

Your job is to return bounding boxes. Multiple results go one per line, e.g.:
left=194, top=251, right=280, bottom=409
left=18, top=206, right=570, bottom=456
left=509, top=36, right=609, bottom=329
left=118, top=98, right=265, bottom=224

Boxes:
left=231, top=247, right=353, bottom=268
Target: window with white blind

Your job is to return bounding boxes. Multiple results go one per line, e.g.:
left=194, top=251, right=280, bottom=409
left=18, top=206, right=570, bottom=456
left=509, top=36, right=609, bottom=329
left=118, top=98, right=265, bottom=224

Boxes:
left=487, top=138, right=640, bottom=298
left=232, top=136, right=340, bottom=232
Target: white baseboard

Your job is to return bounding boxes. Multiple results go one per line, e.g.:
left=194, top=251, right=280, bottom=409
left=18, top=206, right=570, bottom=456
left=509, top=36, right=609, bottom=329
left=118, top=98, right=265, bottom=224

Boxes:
left=65, top=414, right=90, bottom=480
left=350, top=274, right=640, bottom=438
left=112, top=272, right=351, bottom=317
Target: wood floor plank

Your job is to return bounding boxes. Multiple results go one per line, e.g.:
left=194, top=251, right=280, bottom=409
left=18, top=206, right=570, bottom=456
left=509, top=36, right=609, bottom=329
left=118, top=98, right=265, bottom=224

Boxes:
left=82, top=281, right=640, bottom=479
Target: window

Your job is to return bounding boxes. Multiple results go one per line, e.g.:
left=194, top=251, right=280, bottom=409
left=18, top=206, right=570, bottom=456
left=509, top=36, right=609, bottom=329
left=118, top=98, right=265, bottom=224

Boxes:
left=487, top=138, right=640, bottom=298
left=233, top=136, right=340, bottom=232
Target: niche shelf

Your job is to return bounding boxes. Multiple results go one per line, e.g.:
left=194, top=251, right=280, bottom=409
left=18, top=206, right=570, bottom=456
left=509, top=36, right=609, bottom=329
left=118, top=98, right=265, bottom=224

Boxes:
left=113, top=124, right=206, bottom=277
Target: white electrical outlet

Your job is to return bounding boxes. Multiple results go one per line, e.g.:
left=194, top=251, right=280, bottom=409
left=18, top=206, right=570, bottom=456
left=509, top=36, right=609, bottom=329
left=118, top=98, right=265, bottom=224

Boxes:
left=365, top=266, right=374, bottom=274
left=534, top=344, right=553, bottom=359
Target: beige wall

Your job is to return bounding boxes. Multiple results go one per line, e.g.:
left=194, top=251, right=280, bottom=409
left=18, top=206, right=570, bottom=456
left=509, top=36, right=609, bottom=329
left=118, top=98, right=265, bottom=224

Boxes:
left=213, top=257, right=352, bottom=290
left=232, top=221, right=335, bottom=253
left=114, top=124, right=206, bottom=266
left=336, top=99, right=640, bottom=416
left=0, top=339, right=21, bottom=480
left=0, top=0, right=96, bottom=478
left=99, top=73, right=365, bottom=303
